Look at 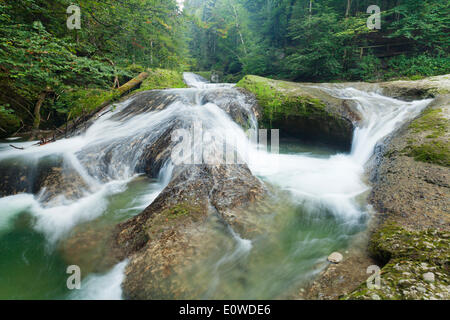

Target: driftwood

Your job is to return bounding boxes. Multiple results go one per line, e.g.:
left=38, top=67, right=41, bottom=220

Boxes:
left=9, top=135, right=56, bottom=150
left=9, top=144, right=24, bottom=150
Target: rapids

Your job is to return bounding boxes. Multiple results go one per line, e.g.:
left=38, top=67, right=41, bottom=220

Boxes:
left=0, top=73, right=431, bottom=299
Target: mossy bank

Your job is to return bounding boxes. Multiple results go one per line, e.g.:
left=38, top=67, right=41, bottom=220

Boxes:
left=0, top=68, right=187, bottom=139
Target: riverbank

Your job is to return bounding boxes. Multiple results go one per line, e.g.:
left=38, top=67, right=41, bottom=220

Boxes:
left=0, top=72, right=448, bottom=300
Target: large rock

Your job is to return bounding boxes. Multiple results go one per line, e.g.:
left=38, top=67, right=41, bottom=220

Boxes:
left=378, top=74, right=450, bottom=100
left=236, top=75, right=359, bottom=151
left=113, top=163, right=265, bottom=299
left=0, top=156, right=89, bottom=201
left=108, top=88, right=267, bottom=299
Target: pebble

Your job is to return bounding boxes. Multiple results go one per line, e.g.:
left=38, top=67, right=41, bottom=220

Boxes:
left=327, top=252, right=343, bottom=264
left=423, top=272, right=435, bottom=283
left=371, top=294, right=381, bottom=300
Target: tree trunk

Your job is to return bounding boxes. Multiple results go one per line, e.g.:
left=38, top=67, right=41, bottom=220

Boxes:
left=345, top=0, right=352, bottom=17
left=231, top=2, right=247, bottom=55
left=33, top=91, right=48, bottom=131
left=105, top=58, right=120, bottom=89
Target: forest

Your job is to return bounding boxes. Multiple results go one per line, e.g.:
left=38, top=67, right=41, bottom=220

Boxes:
left=0, top=0, right=449, bottom=138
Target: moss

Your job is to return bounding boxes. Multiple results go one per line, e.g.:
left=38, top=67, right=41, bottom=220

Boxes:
left=61, top=89, right=119, bottom=120
left=370, top=223, right=449, bottom=264
left=145, top=202, right=206, bottom=240
left=136, top=68, right=187, bottom=92
left=236, top=75, right=329, bottom=127
left=404, top=107, right=450, bottom=167
left=410, top=108, right=448, bottom=138
left=345, top=223, right=450, bottom=300
left=406, top=141, right=450, bottom=167
left=167, top=205, right=190, bottom=220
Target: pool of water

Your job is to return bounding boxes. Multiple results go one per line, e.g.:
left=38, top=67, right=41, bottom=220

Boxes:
left=0, top=176, right=161, bottom=299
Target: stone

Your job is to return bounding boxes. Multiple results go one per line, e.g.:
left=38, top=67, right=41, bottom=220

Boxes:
left=327, top=252, right=343, bottom=264
left=417, top=286, right=427, bottom=293
left=423, top=272, right=435, bottom=283
left=371, top=294, right=381, bottom=300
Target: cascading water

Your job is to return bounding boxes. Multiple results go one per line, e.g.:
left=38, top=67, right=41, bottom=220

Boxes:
left=0, top=72, right=431, bottom=299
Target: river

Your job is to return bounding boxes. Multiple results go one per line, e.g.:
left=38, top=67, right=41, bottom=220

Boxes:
left=0, top=73, right=431, bottom=299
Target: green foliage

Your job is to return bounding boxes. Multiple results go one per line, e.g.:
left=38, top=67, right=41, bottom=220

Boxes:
left=386, top=55, right=450, bottom=79
left=0, top=104, right=21, bottom=135
left=407, top=141, right=450, bottom=167
left=186, top=0, right=450, bottom=82
left=0, top=0, right=188, bottom=136
left=237, top=75, right=327, bottom=126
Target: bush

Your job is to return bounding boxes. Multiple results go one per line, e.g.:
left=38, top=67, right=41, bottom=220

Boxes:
left=385, top=54, right=450, bottom=79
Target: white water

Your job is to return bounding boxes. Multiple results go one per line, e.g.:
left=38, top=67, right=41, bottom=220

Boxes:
left=69, top=260, right=128, bottom=300
left=0, top=73, right=432, bottom=299
left=249, top=88, right=431, bottom=220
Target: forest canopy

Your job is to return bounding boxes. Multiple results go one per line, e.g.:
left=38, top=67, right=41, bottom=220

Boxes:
left=185, top=0, right=450, bottom=82
left=0, top=0, right=449, bottom=138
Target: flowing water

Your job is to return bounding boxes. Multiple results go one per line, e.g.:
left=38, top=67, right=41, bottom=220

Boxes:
left=0, top=73, right=432, bottom=299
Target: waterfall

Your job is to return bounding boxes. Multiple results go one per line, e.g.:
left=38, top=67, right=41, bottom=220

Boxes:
left=0, top=73, right=432, bottom=299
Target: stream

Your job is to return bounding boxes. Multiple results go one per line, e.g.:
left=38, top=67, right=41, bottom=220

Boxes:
left=0, top=73, right=431, bottom=299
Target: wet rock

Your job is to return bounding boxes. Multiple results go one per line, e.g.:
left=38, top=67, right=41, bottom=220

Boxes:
left=113, top=163, right=266, bottom=299
left=0, top=155, right=88, bottom=201
left=328, top=252, right=343, bottom=264
left=378, top=75, right=450, bottom=100
left=236, top=75, right=358, bottom=151
left=343, top=77, right=450, bottom=301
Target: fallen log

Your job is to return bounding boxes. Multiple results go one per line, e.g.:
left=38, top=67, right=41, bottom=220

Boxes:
left=116, top=72, right=149, bottom=95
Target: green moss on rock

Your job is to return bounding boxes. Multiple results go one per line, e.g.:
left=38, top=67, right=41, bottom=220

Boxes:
left=236, top=75, right=328, bottom=126
left=236, top=75, right=354, bottom=150
left=406, top=141, right=450, bottom=167
left=136, top=68, right=187, bottom=92
left=410, top=108, right=448, bottom=138
left=403, top=105, right=450, bottom=167
left=344, top=222, right=450, bottom=300
left=59, top=88, right=119, bottom=120
left=145, top=202, right=206, bottom=241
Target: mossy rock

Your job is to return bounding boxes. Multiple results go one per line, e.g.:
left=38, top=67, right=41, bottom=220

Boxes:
left=144, top=202, right=206, bottom=241
left=0, top=107, right=20, bottom=137
left=236, top=75, right=354, bottom=150
left=136, top=68, right=187, bottom=92
left=344, top=258, right=449, bottom=300
left=344, top=222, right=450, bottom=300
left=402, top=97, right=450, bottom=167
left=369, top=223, right=450, bottom=265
